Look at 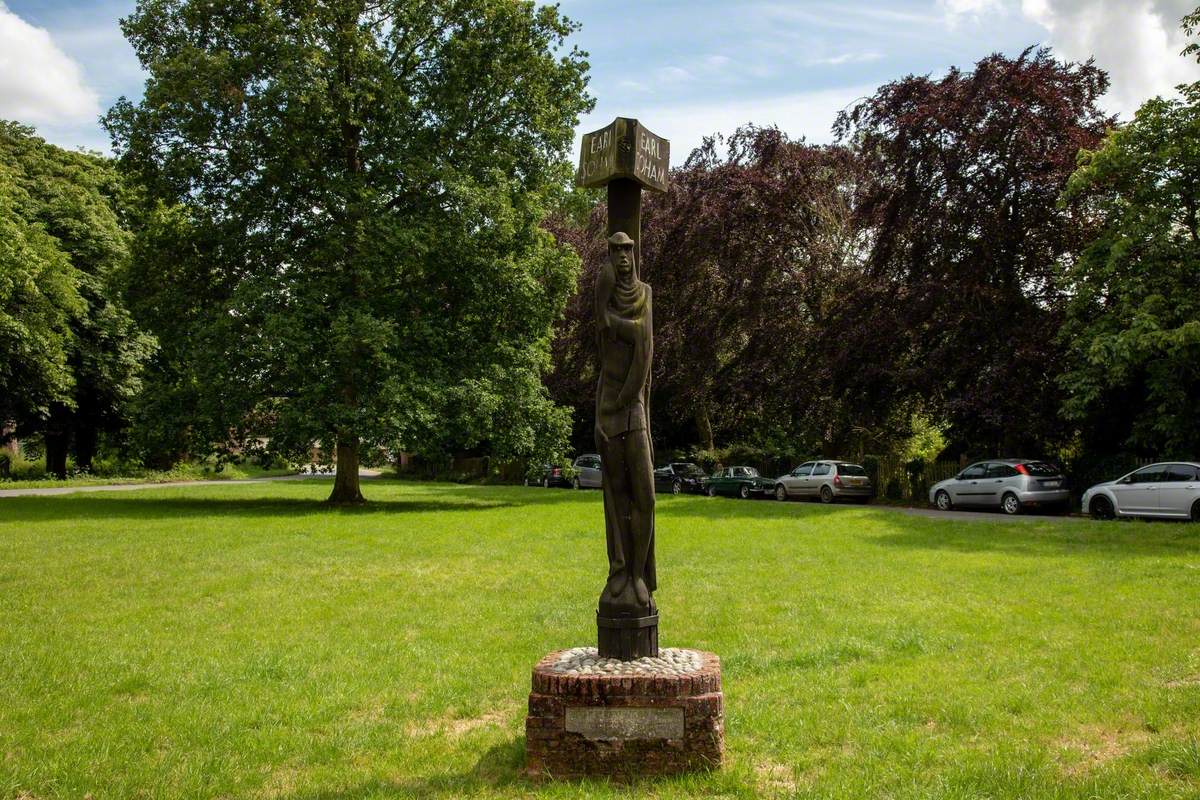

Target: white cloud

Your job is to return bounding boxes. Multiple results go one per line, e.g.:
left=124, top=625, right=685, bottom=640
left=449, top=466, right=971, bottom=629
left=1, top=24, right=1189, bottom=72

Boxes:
left=656, top=66, right=695, bottom=84
left=942, top=0, right=1004, bottom=13
left=940, top=0, right=1005, bottom=28
left=811, top=51, right=885, bottom=66
left=1019, top=0, right=1200, bottom=118
left=0, top=2, right=100, bottom=126
left=572, top=85, right=876, bottom=166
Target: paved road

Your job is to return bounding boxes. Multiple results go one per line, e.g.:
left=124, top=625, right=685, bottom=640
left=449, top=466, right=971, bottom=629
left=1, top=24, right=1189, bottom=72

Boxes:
left=0, top=470, right=382, bottom=498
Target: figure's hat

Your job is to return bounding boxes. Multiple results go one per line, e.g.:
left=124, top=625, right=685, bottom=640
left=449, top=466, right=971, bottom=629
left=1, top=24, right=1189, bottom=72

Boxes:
left=607, top=231, right=635, bottom=246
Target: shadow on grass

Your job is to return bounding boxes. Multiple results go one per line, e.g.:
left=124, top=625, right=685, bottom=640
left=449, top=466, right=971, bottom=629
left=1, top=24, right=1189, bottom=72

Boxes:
left=287, top=738, right=529, bottom=799
left=3, top=495, right=521, bottom=522
left=869, top=516, right=1200, bottom=559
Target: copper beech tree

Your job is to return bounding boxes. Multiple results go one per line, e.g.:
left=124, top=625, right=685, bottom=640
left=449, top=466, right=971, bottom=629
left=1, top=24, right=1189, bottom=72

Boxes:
left=550, top=49, right=1114, bottom=460
left=106, top=0, right=591, bottom=501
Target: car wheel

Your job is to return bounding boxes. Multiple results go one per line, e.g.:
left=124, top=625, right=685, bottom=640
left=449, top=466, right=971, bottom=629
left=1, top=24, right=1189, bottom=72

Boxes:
left=819, top=485, right=834, bottom=504
left=1190, top=499, right=1200, bottom=523
left=706, top=485, right=717, bottom=498
left=739, top=484, right=750, bottom=499
left=672, top=480, right=682, bottom=495
left=572, top=477, right=581, bottom=490
left=775, top=484, right=788, bottom=502
left=935, top=490, right=952, bottom=511
left=1090, top=495, right=1115, bottom=521
left=1001, top=492, right=1022, bottom=516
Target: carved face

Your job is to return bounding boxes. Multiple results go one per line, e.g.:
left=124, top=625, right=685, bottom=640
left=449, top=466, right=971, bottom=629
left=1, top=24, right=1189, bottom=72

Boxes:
left=610, top=242, right=634, bottom=278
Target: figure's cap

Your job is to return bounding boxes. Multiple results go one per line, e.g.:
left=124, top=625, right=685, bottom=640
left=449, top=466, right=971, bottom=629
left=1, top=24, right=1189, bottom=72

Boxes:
left=607, top=231, right=635, bottom=247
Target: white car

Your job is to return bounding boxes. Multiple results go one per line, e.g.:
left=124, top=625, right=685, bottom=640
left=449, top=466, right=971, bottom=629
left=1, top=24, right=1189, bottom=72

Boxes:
left=1081, top=462, right=1200, bottom=521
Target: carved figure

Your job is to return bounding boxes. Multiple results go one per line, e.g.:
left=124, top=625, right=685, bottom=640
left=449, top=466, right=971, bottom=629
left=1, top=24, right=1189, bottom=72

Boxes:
left=595, top=231, right=656, bottom=613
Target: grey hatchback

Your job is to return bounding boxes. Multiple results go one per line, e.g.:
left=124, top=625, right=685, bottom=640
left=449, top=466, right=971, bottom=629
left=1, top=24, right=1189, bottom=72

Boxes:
left=571, top=454, right=602, bottom=489
left=774, top=460, right=873, bottom=503
left=929, top=459, right=1069, bottom=515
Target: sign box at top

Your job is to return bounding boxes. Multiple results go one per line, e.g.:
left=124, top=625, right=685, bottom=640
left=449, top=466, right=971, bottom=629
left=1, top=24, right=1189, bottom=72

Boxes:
left=577, top=117, right=670, bottom=193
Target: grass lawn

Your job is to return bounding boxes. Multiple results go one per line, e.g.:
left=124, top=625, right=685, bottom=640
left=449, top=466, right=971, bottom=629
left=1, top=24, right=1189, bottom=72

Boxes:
left=2, top=481, right=1198, bottom=799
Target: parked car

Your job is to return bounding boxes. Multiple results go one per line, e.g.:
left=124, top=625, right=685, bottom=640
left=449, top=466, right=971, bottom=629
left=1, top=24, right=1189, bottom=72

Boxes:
left=653, top=462, right=707, bottom=494
left=532, top=463, right=571, bottom=488
left=571, top=454, right=602, bottom=489
left=928, top=459, right=1069, bottom=515
left=703, top=466, right=773, bottom=499
left=1081, top=462, right=1200, bottom=521
left=774, top=460, right=873, bottom=503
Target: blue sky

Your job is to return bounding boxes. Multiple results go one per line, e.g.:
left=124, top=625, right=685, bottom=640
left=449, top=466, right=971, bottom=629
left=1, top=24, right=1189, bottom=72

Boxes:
left=2, top=0, right=1198, bottom=160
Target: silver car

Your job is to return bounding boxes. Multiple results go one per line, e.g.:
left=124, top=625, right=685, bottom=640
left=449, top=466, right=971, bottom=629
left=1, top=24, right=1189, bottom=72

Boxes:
left=929, top=459, right=1069, bottom=515
left=774, top=460, right=873, bottom=503
left=1082, top=462, right=1200, bottom=521
left=571, top=454, right=602, bottom=489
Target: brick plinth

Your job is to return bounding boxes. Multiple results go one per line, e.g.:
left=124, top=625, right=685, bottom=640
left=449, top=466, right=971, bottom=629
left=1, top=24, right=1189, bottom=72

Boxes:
left=524, top=649, right=724, bottom=780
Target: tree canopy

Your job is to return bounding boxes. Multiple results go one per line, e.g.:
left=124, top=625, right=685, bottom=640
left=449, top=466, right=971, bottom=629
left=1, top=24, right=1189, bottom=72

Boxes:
left=1058, top=82, right=1200, bottom=455
left=105, top=0, right=593, bottom=500
left=0, top=122, right=155, bottom=477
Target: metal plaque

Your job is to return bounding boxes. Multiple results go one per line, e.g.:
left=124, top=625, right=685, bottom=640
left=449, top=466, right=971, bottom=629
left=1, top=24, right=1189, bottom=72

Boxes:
left=565, top=706, right=684, bottom=740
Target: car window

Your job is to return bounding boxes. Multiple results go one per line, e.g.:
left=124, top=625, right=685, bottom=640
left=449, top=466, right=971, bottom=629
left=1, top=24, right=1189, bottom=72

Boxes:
left=673, top=463, right=705, bottom=476
left=960, top=464, right=987, bottom=480
left=987, top=463, right=1018, bottom=478
left=1164, top=464, right=1200, bottom=482
left=1128, top=466, right=1166, bottom=484
left=793, top=463, right=814, bottom=476
left=732, top=467, right=757, bottom=478
left=812, top=463, right=831, bottom=476
left=836, top=464, right=867, bottom=476
left=1019, top=461, right=1060, bottom=476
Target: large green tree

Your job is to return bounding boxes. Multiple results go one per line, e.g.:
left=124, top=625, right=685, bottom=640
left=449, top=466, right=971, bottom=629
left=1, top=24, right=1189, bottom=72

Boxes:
left=0, top=164, right=83, bottom=431
left=1058, top=82, right=1200, bottom=455
left=0, top=123, right=155, bottom=477
left=105, top=0, right=592, bottom=501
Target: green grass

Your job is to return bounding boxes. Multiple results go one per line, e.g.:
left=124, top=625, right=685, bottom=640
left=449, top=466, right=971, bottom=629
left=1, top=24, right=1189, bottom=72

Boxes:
left=1, top=481, right=1198, bottom=799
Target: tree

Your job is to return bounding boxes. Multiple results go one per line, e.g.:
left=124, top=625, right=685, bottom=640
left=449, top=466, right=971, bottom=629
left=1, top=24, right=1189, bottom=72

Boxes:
left=105, top=0, right=592, bottom=501
left=835, top=48, right=1112, bottom=457
left=0, top=164, right=83, bottom=430
left=1057, top=81, right=1200, bottom=455
left=547, top=126, right=883, bottom=457
left=0, top=122, right=155, bottom=477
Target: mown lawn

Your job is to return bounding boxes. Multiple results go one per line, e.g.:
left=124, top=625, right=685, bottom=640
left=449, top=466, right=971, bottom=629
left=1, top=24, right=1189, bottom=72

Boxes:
left=1, top=481, right=1198, bottom=799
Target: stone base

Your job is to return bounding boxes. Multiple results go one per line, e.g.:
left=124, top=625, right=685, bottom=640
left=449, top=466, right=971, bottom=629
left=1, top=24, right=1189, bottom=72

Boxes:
left=525, top=648, right=724, bottom=780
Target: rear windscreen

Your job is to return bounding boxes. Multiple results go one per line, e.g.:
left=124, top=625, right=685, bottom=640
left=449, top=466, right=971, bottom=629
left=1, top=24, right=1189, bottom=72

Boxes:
left=837, top=464, right=867, bottom=476
left=1022, top=462, right=1060, bottom=476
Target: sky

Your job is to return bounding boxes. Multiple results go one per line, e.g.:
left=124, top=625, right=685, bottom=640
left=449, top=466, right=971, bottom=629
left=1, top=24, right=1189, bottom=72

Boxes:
left=2, top=0, right=1198, bottom=161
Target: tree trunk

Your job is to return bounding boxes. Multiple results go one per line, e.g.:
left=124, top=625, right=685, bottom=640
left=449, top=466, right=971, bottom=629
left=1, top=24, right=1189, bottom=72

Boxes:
left=75, top=424, right=98, bottom=472
left=328, top=435, right=364, bottom=503
left=45, top=428, right=70, bottom=479
left=695, top=397, right=715, bottom=452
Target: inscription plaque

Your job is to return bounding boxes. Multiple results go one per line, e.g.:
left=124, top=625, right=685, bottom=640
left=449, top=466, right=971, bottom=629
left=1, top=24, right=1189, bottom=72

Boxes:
left=577, top=118, right=670, bottom=193
left=565, top=706, right=685, bottom=740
